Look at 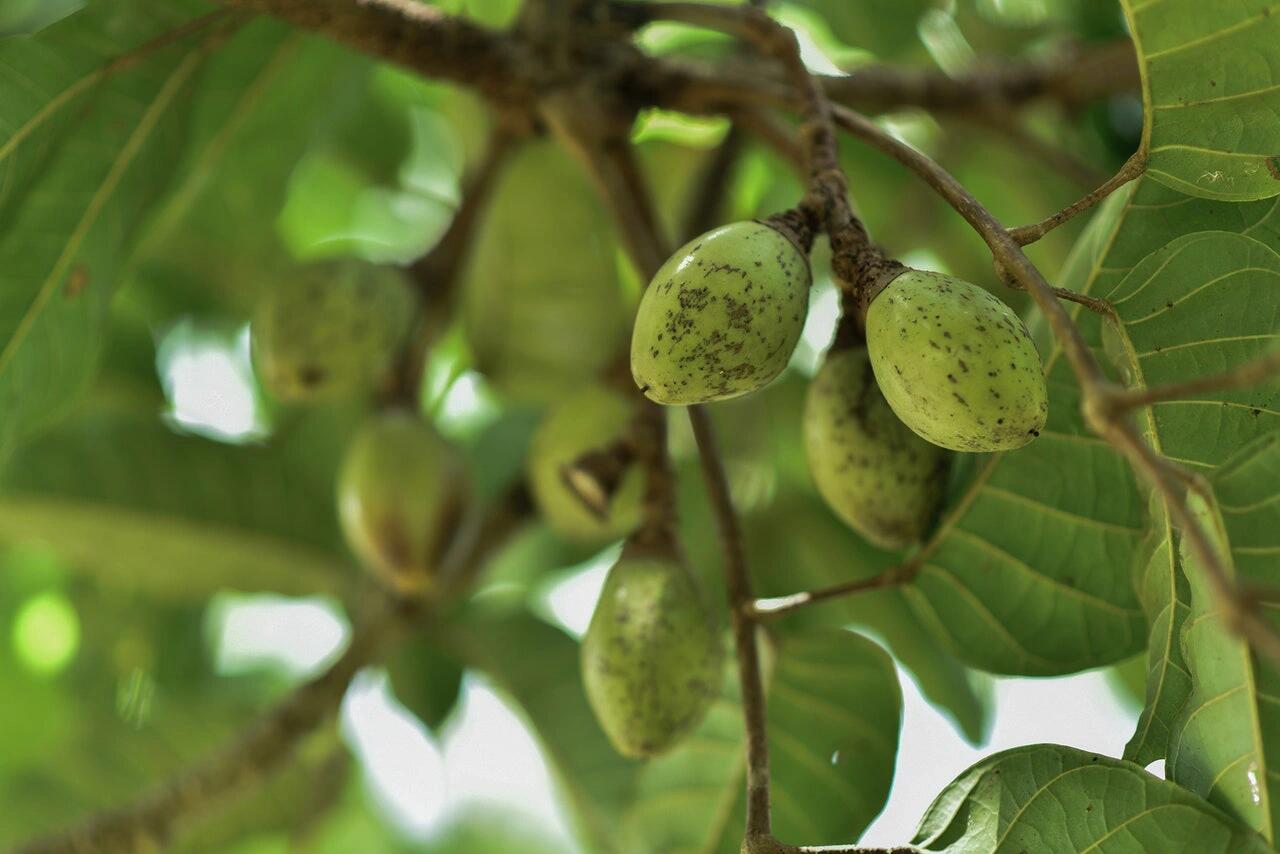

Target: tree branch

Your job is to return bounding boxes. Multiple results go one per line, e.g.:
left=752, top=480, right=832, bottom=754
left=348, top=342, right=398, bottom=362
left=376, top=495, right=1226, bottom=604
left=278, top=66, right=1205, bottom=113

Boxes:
left=216, top=0, right=529, bottom=103
left=14, top=592, right=411, bottom=854
left=688, top=405, right=774, bottom=842
left=636, top=39, right=1138, bottom=118
left=1008, top=152, right=1145, bottom=246
left=747, top=562, right=916, bottom=622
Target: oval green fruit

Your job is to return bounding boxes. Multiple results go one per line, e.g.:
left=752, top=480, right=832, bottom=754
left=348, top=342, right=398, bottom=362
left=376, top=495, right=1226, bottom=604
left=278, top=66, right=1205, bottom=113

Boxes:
left=337, top=411, right=465, bottom=595
left=527, top=385, right=643, bottom=545
left=463, top=143, right=630, bottom=402
left=804, top=347, right=948, bottom=549
left=251, top=261, right=416, bottom=402
left=866, top=270, right=1048, bottom=452
left=631, top=221, right=811, bottom=405
left=582, top=551, right=722, bottom=758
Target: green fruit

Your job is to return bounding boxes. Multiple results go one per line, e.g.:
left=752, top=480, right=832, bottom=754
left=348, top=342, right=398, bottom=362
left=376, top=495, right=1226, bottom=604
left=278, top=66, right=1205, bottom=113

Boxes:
left=527, top=385, right=644, bottom=545
left=251, top=261, right=416, bottom=401
left=464, top=143, right=630, bottom=402
left=866, top=270, right=1048, bottom=452
left=804, top=347, right=948, bottom=549
left=337, top=411, right=465, bottom=595
left=631, top=221, right=811, bottom=405
left=582, top=551, right=722, bottom=758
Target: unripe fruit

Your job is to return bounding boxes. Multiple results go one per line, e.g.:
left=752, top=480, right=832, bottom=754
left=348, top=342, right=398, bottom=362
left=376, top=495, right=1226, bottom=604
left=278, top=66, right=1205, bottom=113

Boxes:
left=582, top=550, right=722, bottom=758
left=337, top=412, right=465, bottom=595
left=464, top=143, right=629, bottom=402
left=251, top=262, right=416, bottom=402
left=631, top=221, right=811, bottom=405
left=804, top=347, right=948, bottom=549
left=866, top=270, right=1047, bottom=452
left=527, top=386, right=643, bottom=545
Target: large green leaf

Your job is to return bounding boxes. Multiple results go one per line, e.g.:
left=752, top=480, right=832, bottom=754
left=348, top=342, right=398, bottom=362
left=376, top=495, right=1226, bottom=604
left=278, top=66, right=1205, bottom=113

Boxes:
left=1123, top=496, right=1191, bottom=766
left=1165, top=485, right=1277, bottom=841
left=913, top=743, right=1270, bottom=853
left=622, top=629, right=901, bottom=853
left=0, top=0, right=222, bottom=453
left=908, top=176, right=1280, bottom=677
left=443, top=608, right=640, bottom=854
left=0, top=410, right=352, bottom=600
left=1042, top=178, right=1280, bottom=757
left=1121, top=0, right=1280, bottom=201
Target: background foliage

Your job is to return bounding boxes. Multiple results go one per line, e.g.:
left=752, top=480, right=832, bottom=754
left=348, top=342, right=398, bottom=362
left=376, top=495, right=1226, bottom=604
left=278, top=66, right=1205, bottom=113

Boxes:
left=1, top=0, right=1279, bottom=851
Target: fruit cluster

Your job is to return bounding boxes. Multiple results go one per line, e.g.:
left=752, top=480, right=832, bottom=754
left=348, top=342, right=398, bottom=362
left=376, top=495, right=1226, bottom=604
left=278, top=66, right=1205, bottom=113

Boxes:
left=251, top=213, right=1048, bottom=761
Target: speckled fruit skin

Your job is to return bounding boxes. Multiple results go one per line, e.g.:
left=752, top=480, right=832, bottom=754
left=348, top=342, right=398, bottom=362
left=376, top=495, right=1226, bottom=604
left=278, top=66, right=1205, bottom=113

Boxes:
left=252, top=262, right=416, bottom=402
left=527, top=385, right=643, bottom=545
left=866, top=270, right=1048, bottom=452
left=804, top=347, right=948, bottom=549
left=630, top=221, right=811, bottom=405
left=581, top=552, right=722, bottom=758
left=338, top=412, right=465, bottom=595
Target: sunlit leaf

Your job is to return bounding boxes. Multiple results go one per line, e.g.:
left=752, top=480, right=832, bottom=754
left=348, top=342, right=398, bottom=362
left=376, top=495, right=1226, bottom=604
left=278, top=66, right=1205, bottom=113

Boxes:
left=1121, top=0, right=1280, bottom=201
left=914, top=743, right=1270, bottom=853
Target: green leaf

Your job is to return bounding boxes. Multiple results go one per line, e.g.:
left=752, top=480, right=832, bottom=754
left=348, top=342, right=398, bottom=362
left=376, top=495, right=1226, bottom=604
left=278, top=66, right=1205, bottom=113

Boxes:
left=622, top=629, right=901, bottom=853
left=0, top=410, right=352, bottom=600
left=1124, top=496, right=1192, bottom=767
left=1046, top=177, right=1280, bottom=756
left=443, top=608, right=640, bottom=854
left=1105, top=231, right=1280, bottom=469
left=128, top=23, right=372, bottom=320
left=1121, top=0, right=1280, bottom=201
left=914, top=743, right=1270, bottom=853
left=386, top=632, right=464, bottom=733
left=1164, top=440, right=1280, bottom=840
left=911, top=176, right=1280, bottom=677
left=745, top=489, right=991, bottom=744
left=0, top=1, right=221, bottom=453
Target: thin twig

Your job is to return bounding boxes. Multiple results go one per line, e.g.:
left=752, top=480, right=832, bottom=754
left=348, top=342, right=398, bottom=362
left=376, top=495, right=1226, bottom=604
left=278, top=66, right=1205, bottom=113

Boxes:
left=828, top=102, right=1280, bottom=667
left=385, top=123, right=521, bottom=406
left=1008, top=152, right=1144, bottom=245
left=1110, top=350, right=1280, bottom=411
left=688, top=405, right=774, bottom=842
left=747, top=562, right=916, bottom=621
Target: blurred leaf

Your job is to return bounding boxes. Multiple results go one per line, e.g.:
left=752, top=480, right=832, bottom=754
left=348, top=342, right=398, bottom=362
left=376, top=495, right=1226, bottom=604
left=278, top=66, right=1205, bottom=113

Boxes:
left=444, top=608, right=640, bottom=853
left=387, top=632, right=464, bottom=733
left=0, top=0, right=220, bottom=456
left=1121, top=0, right=1280, bottom=201
left=0, top=409, right=351, bottom=600
left=462, top=142, right=630, bottom=403
left=623, top=629, right=900, bottom=852
left=914, top=743, right=1270, bottom=853
left=0, top=0, right=81, bottom=36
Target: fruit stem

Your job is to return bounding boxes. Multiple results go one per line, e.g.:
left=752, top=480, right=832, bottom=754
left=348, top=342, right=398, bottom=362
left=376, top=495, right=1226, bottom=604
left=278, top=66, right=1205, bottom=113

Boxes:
left=688, top=405, right=773, bottom=840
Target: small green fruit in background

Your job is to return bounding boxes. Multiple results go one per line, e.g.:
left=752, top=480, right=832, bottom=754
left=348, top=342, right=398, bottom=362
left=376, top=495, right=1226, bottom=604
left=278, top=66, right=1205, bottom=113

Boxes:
left=527, top=385, right=643, bottom=545
left=582, top=550, right=722, bottom=758
left=337, top=411, right=465, bottom=595
left=251, top=261, right=416, bottom=402
left=464, top=143, right=630, bottom=403
left=631, top=221, right=811, bottom=405
left=804, top=347, right=948, bottom=549
left=866, top=270, right=1048, bottom=452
